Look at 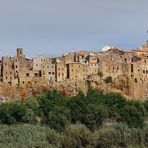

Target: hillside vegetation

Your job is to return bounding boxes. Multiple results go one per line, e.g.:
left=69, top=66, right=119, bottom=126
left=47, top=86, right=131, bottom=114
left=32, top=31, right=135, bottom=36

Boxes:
left=0, top=88, right=148, bottom=147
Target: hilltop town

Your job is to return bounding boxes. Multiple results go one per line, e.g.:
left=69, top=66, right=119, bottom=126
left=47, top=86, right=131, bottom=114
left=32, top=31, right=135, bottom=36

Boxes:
left=0, top=40, right=148, bottom=101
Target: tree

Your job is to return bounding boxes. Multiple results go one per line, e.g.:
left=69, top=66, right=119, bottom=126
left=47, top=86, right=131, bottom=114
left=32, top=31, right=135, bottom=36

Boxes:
left=83, top=104, right=107, bottom=131
left=120, top=101, right=147, bottom=128
left=67, top=96, right=107, bottom=131
left=104, top=76, right=112, bottom=83
left=9, top=101, right=26, bottom=123
left=0, top=103, right=16, bottom=124
left=0, top=101, right=26, bottom=124
left=47, top=106, right=70, bottom=131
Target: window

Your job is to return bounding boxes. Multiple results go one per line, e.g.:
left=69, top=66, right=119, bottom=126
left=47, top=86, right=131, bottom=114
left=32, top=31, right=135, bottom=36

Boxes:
left=143, top=70, right=145, bottom=74
left=39, top=71, right=42, bottom=77
left=131, top=64, right=133, bottom=73
left=34, top=73, right=38, bottom=77
left=131, top=58, right=134, bottom=62
left=26, top=73, right=29, bottom=77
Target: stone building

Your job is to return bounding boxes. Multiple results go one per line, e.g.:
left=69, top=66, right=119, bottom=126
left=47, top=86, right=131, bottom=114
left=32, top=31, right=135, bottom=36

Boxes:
left=0, top=40, right=148, bottom=100
left=53, top=57, right=67, bottom=82
left=33, top=55, right=55, bottom=83
left=96, top=48, right=126, bottom=79
left=66, top=62, right=88, bottom=82
left=1, top=48, right=32, bottom=87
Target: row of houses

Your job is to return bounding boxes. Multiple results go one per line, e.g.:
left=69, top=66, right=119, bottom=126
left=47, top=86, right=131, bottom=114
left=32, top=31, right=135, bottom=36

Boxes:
left=0, top=48, right=99, bottom=87
left=0, top=40, right=148, bottom=99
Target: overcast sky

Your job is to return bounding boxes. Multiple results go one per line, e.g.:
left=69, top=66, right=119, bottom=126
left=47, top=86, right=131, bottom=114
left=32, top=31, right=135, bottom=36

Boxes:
left=0, top=0, right=148, bottom=57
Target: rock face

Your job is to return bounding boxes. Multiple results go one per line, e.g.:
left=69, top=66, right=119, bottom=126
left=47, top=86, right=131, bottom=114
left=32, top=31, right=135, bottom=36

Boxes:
left=0, top=82, right=83, bottom=101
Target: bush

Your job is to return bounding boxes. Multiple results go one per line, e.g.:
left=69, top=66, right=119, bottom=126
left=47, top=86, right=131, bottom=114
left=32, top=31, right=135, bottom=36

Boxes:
left=61, top=124, right=96, bottom=148
left=120, top=100, right=147, bottom=128
left=104, top=76, right=112, bottom=83
left=47, top=106, right=70, bottom=131
left=95, top=124, right=148, bottom=148
left=0, top=101, right=26, bottom=124
left=0, top=124, right=50, bottom=148
left=67, top=94, right=107, bottom=131
left=1, top=123, right=148, bottom=147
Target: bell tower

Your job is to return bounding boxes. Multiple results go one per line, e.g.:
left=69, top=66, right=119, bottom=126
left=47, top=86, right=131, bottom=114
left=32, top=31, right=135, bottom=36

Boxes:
left=16, top=48, right=24, bottom=57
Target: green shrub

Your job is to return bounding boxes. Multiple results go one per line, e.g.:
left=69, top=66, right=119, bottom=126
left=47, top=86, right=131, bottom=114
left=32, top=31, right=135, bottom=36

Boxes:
left=104, top=76, right=112, bottom=83
left=61, top=124, right=96, bottom=148
left=95, top=123, right=148, bottom=148
left=0, top=124, right=50, bottom=148
left=47, top=106, right=70, bottom=131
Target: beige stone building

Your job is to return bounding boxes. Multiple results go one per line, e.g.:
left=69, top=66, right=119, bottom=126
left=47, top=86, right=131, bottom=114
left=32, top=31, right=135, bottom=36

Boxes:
left=33, top=55, right=55, bottom=82
left=66, top=62, right=88, bottom=82
left=53, top=57, right=67, bottom=82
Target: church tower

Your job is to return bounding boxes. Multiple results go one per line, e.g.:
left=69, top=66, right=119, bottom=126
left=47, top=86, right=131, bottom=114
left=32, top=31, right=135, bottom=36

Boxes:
left=16, top=48, right=24, bottom=57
